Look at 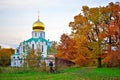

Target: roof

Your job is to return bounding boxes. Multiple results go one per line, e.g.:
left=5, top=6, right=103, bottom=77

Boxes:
left=32, top=19, right=45, bottom=31
left=11, top=53, right=20, bottom=56
left=25, top=37, right=48, bottom=43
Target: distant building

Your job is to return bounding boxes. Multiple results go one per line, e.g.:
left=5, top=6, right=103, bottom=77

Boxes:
left=11, top=16, right=52, bottom=67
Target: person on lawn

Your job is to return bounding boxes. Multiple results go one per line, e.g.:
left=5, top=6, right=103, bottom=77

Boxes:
left=49, top=61, right=54, bottom=73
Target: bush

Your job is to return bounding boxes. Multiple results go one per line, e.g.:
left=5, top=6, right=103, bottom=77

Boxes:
left=103, top=51, right=120, bottom=67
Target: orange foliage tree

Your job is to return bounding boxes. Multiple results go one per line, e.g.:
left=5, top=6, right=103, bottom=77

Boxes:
left=0, top=48, right=14, bottom=66
left=56, top=33, right=87, bottom=66
left=56, top=14, right=91, bottom=66
left=69, top=14, right=91, bottom=66
left=100, top=2, right=120, bottom=67
left=82, top=2, right=120, bottom=67
left=56, top=2, right=120, bottom=67
left=56, top=34, right=77, bottom=63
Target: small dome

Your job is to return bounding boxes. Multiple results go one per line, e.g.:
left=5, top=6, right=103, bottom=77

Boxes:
left=32, top=19, right=45, bottom=31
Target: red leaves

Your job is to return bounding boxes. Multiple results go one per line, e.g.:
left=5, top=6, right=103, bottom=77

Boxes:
left=56, top=34, right=76, bottom=60
left=56, top=2, right=120, bottom=67
left=103, top=50, right=120, bottom=67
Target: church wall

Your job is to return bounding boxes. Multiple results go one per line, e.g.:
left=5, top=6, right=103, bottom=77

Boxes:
left=11, top=17, right=52, bottom=67
left=11, top=55, right=22, bottom=67
left=30, top=41, right=36, bottom=50
left=43, top=42, right=47, bottom=57
left=32, top=31, right=45, bottom=38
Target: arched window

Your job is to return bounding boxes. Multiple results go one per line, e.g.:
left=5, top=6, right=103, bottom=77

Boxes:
left=17, top=56, right=20, bottom=60
left=20, top=60, right=22, bottom=64
left=17, top=49, right=19, bottom=53
left=23, top=46, right=25, bottom=52
left=32, top=44, right=34, bottom=50
left=14, top=62, right=16, bottom=65
left=40, top=33, right=42, bottom=37
left=13, top=56, right=15, bottom=59
left=42, top=45, right=43, bottom=52
left=35, top=33, right=37, bottom=37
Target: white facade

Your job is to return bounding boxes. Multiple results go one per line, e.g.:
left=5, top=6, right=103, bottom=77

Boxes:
left=11, top=17, right=52, bottom=67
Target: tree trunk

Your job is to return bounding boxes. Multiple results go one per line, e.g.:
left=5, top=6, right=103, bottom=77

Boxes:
left=55, top=57, right=58, bottom=71
left=109, top=36, right=112, bottom=44
left=98, top=57, right=101, bottom=68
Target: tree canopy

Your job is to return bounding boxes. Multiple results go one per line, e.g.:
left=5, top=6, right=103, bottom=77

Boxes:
left=56, top=2, right=120, bottom=67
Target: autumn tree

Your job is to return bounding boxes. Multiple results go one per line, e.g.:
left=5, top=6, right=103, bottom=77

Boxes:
left=56, top=32, right=88, bottom=66
left=0, top=50, right=6, bottom=66
left=81, top=6, right=102, bottom=67
left=69, top=14, right=92, bottom=66
left=81, top=2, right=120, bottom=67
left=0, top=48, right=14, bottom=66
left=100, top=2, right=120, bottom=67
left=24, top=46, right=33, bottom=67
left=0, top=45, right=1, bottom=50
left=56, top=11, right=95, bottom=66
left=56, top=33, right=76, bottom=60
left=35, top=46, right=42, bottom=67
left=56, top=1, right=120, bottom=67
left=25, top=45, right=42, bottom=68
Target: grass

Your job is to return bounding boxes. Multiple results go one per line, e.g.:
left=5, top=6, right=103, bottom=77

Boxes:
left=0, top=67, right=120, bottom=80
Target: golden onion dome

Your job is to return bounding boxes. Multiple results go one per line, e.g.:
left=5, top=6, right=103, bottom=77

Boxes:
left=32, top=18, right=45, bottom=31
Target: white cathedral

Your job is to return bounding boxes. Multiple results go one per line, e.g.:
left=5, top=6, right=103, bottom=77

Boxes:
left=11, top=16, right=52, bottom=67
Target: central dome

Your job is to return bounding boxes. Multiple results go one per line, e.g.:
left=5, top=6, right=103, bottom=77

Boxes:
left=32, top=18, right=45, bottom=31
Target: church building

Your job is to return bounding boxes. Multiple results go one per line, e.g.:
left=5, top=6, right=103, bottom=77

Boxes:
left=11, top=16, right=52, bottom=67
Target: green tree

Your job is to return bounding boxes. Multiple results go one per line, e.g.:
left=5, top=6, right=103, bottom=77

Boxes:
left=25, top=45, right=42, bottom=68
left=35, top=47, right=42, bottom=67
left=48, top=41, right=57, bottom=54
left=88, top=40, right=102, bottom=67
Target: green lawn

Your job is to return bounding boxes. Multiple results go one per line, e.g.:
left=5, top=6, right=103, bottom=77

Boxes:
left=0, top=67, right=120, bottom=80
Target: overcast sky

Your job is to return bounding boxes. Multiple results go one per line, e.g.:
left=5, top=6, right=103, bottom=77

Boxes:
left=0, top=0, right=118, bottom=48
